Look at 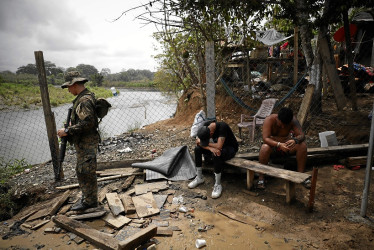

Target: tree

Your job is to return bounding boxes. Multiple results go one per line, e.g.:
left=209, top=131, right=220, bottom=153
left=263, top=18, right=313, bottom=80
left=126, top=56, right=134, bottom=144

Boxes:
left=90, top=73, right=104, bottom=87
left=44, top=61, right=63, bottom=76
left=16, top=64, right=37, bottom=75
left=76, top=64, right=98, bottom=78
left=100, top=68, right=111, bottom=76
left=65, top=67, right=77, bottom=73
left=117, top=0, right=267, bottom=96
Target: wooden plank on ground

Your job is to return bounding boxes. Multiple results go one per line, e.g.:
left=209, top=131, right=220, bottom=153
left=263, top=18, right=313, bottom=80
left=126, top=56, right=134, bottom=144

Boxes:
left=98, top=182, right=122, bottom=203
left=122, top=175, right=136, bottom=190
left=106, top=193, right=125, bottom=216
left=56, top=174, right=137, bottom=190
left=134, top=181, right=168, bottom=195
left=345, top=156, right=367, bottom=167
left=132, top=192, right=160, bottom=218
left=52, top=215, right=119, bottom=250
left=26, top=198, right=58, bottom=222
left=69, top=211, right=107, bottom=220
left=58, top=204, right=72, bottom=215
left=117, top=225, right=157, bottom=250
left=97, top=168, right=143, bottom=177
left=27, top=207, right=50, bottom=222
left=97, top=159, right=150, bottom=170
left=226, top=158, right=310, bottom=183
left=120, top=194, right=136, bottom=214
left=102, top=213, right=131, bottom=229
left=156, top=228, right=173, bottom=236
left=31, top=219, right=50, bottom=230
left=49, top=190, right=71, bottom=216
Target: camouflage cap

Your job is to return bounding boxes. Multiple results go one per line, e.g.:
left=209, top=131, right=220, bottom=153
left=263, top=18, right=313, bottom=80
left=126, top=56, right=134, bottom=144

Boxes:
left=61, top=71, right=88, bottom=88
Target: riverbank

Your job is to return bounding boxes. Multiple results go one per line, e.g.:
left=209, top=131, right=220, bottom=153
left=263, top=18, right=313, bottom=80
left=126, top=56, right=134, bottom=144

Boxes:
left=0, top=83, right=112, bottom=111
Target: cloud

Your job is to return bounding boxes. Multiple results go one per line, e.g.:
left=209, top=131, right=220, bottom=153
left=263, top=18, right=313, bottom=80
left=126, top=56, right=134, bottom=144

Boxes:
left=0, top=0, right=158, bottom=73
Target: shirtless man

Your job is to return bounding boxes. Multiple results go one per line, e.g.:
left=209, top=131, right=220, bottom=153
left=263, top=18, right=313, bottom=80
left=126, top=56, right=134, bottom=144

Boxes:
left=258, top=107, right=307, bottom=189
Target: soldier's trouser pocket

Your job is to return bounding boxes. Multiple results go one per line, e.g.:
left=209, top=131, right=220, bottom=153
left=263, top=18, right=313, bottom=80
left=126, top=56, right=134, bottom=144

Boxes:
left=75, top=141, right=97, bottom=174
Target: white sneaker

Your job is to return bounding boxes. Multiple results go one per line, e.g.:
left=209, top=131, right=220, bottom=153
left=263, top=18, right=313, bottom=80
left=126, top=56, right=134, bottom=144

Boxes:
left=211, top=184, right=222, bottom=199
left=188, top=176, right=204, bottom=189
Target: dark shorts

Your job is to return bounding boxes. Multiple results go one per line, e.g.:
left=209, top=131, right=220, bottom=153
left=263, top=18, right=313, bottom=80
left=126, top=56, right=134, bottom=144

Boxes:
left=271, top=146, right=291, bottom=158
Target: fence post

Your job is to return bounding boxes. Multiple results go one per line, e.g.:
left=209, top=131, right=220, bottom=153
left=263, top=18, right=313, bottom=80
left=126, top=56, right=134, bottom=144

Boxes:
left=205, top=41, right=215, bottom=120
left=34, top=51, right=63, bottom=180
left=360, top=102, right=374, bottom=217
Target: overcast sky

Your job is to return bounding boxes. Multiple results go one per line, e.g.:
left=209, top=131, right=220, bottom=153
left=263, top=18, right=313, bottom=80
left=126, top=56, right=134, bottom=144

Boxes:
left=0, top=0, right=159, bottom=74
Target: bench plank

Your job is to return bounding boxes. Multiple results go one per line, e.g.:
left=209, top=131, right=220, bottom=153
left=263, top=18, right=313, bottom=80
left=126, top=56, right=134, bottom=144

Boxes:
left=236, top=144, right=369, bottom=160
left=226, top=158, right=310, bottom=183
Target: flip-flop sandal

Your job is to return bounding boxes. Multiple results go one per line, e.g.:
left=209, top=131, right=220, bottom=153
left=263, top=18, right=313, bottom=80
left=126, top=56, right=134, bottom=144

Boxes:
left=302, top=179, right=311, bottom=189
left=257, top=180, right=266, bottom=190
left=333, top=165, right=345, bottom=170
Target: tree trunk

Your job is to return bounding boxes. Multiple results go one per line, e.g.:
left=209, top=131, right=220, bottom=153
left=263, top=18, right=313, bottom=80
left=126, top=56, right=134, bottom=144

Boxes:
left=317, top=0, right=347, bottom=111
left=318, top=31, right=347, bottom=111
left=311, top=45, right=323, bottom=115
left=343, top=9, right=358, bottom=110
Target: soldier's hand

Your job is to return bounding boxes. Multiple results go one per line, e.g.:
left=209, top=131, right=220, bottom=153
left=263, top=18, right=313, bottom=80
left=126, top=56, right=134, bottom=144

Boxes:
left=57, top=128, right=68, bottom=138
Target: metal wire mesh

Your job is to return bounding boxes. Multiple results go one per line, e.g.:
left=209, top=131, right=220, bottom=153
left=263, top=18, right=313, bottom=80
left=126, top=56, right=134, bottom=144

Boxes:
left=0, top=89, right=177, bottom=165
left=1, top=45, right=372, bottom=165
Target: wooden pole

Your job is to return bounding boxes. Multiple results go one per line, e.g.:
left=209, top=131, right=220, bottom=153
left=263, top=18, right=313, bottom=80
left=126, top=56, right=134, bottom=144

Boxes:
left=360, top=102, right=374, bottom=217
left=307, top=167, right=318, bottom=212
left=297, top=84, right=315, bottom=127
left=34, top=51, right=63, bottom=180
left=293, top=27, right=299, bottom=85
left=205, top=41, right=215, bottom=120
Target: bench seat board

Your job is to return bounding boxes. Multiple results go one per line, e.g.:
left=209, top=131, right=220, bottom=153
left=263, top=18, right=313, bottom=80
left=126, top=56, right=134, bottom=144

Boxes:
left=226, top=158, right=310, bottom=184
left=236, top=143, right=369, bottom=160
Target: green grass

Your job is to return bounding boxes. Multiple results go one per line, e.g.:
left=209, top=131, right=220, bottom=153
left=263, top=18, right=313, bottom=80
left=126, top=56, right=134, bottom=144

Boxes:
left=0, top=157, right=30, bottom=185
left=0, top=82, right=112, bottom=108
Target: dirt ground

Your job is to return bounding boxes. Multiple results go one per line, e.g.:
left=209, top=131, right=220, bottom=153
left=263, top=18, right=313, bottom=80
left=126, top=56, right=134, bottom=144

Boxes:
left=1, top=89, right=374, bottom=249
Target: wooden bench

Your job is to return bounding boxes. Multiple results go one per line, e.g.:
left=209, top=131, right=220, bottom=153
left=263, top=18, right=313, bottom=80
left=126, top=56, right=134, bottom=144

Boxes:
left=226, top=157, right=313, bottom=204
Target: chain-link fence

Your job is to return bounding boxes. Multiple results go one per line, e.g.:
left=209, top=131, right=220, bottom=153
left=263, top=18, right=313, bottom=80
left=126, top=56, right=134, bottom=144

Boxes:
left=1, top=43, right=372, bottom=166
left=0, top=88, right=177, bottom=165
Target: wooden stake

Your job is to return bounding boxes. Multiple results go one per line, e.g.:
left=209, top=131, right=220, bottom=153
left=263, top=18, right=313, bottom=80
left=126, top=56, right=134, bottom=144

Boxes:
left=307, top=167, right=318, bottom=212
left=34, top=51, right=62, bottom=179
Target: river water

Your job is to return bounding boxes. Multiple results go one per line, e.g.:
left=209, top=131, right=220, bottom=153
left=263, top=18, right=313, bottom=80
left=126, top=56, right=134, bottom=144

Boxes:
left=0, top=89, right=177, bottom=165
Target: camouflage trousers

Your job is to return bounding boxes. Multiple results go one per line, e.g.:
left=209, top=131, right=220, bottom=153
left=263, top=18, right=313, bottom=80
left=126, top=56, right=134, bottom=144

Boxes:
left=75, top=138, right=98, bottom=206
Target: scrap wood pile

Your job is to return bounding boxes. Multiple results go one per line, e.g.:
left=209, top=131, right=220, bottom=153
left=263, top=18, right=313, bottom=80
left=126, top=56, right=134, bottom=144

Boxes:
left=3, top=165, right=199, bottom=250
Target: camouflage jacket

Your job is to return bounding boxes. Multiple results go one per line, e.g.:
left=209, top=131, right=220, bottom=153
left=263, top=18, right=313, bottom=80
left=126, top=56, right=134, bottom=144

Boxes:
left=68, top=88, right=99, bottom=144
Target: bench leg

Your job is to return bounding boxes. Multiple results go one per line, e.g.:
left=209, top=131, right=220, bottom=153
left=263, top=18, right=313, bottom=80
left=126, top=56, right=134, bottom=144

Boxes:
left=308, top=167, right=318, bottom=212
left=246, top=170, right=254, bottom=190
left=285, top=181, right=296, bottom=204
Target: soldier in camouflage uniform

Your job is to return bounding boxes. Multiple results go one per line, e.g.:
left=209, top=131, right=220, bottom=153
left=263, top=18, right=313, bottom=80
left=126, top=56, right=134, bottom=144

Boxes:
left=57, top=71, right=99, bottom=211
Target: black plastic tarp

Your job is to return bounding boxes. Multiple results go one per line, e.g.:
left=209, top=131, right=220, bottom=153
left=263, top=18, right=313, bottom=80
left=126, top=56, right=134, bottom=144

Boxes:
left=132, top=146, right=196, bottom=181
